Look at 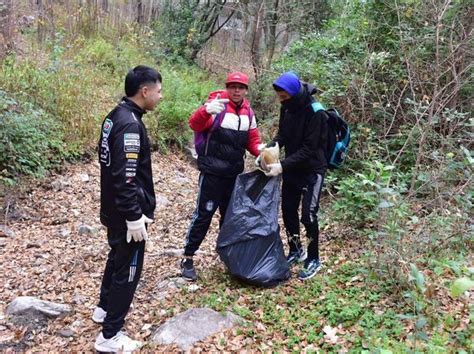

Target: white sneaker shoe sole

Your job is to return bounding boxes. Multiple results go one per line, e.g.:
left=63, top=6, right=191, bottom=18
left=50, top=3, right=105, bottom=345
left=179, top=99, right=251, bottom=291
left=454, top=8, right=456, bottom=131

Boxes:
left=94, top=332, right=142, bottom=353
left=94, top=342, right=140, bottom=353
left=94, top=343, right=141, bottom=353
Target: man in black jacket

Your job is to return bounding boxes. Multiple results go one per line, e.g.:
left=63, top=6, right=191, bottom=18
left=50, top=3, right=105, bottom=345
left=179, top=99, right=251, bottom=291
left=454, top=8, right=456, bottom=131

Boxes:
left=262, top=71, right=328, bottom=281
left=94, top=65, right=162, bottom=352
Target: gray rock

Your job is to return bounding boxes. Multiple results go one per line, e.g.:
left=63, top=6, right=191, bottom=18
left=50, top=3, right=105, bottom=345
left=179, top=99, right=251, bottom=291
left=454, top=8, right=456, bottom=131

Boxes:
left=58, top=328, right=75, bottom=337
left=155, top=277, right=187, bottom=300
left=7, top=296, right=71, bottom=317
left=174, top=172, right=190, bottom=185
left=71, top=320, right=82, bottom=329
left=156, top=277, right=187, bottom=291
left=78, top=224, right=95, bottom=235
left=59, top=227, right=71, bottom=237
left=51, top=179, right=69, bottom=192
left=155, top=194, right=170, bottom=212
left=78, top=173, right=90, bottom=182
left=152, top=308, right=243, bottom=350
left=0, top=225, right=15, bottom=238
left=72, top=293, right=87, bottom=304
left=159, top=248, right=183, bottom=257
left=159, top=249, right=206, bottom=257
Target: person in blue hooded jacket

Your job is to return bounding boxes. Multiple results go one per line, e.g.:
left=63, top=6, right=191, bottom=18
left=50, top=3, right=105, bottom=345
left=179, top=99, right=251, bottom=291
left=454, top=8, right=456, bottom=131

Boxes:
left=259, top=71, right=328, bottom=280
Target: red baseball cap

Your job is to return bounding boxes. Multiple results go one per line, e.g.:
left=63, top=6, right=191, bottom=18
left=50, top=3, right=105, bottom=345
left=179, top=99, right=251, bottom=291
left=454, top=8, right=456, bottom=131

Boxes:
left=225, top=72, right=249, bottom=87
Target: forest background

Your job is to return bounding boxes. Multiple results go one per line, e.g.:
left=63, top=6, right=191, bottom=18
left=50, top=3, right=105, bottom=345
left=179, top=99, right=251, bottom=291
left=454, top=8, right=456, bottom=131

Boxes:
left=0, top=0, right=472, bottom=351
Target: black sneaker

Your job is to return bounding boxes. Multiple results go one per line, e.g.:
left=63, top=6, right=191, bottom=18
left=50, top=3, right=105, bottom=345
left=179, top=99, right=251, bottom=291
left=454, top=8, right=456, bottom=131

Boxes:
left=181, top=258, right=197, bottom=281
left=286, top=250, right=307, bottom=267
left=298, top=258, right=322, bottom=280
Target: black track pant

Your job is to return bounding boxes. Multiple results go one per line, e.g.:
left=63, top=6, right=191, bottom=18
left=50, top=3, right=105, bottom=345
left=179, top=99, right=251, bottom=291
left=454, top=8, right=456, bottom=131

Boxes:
left=184, top=173, right=236, bottom=257
left=282, top=172, right=324, bottom=261
left=98, top=228, right=145, bottom=339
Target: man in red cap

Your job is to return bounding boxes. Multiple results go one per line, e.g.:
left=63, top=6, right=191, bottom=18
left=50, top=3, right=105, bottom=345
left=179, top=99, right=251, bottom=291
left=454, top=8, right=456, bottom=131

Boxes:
left=181, top=71, right=261, bottom=281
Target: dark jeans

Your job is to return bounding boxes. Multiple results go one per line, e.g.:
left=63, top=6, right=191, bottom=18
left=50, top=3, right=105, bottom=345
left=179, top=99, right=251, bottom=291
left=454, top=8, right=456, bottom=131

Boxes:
left=98, top=228, right=145, bottom=338
left=184, top=173, right=236, bottom=256
left=282, top=172, right=324, bottom=260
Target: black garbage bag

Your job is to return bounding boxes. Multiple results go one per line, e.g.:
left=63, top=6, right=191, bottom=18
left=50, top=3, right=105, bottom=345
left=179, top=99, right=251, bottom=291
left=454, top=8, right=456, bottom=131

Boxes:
left=216, top=171, right=290, bottom=287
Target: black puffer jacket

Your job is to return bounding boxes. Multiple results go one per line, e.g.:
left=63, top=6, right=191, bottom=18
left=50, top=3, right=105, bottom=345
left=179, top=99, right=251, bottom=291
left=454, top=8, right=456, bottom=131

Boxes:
left=98, top=97, right=156, bottom=230
left=191, top=91, right=258, bottom=177
left=273, top=83, right=328, bottom=175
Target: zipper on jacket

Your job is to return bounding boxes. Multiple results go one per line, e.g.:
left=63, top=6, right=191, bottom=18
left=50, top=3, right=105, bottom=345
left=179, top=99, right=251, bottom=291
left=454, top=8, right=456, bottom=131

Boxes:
left=236, top=105, right=242, bottom=131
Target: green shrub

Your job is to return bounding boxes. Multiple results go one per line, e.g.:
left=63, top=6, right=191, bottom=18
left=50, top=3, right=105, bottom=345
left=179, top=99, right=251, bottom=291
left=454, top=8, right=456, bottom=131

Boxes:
left=1, top=32, right=221, bottom=150
left=146, top=64, right=218, bottom=151
left=0, top=90, right=68, bottom=185
left=0, top=34, right=159, bottom=153
left=271, top=1, right=371, bottom=110
left=77, top=36, right=117, bottom=70
left=327, top=159, right=409, bottom=228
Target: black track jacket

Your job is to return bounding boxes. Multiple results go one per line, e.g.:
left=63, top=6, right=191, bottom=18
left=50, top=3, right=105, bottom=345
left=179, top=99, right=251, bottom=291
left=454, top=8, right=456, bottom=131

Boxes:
left=273, top=83, right=328, bottom=175
left=98, top=97, right=156, bottom=230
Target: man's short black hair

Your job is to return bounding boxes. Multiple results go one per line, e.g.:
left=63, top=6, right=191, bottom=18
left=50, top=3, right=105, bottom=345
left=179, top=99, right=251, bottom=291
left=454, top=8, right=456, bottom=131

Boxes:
left=125, top=65, right=162, bottom=97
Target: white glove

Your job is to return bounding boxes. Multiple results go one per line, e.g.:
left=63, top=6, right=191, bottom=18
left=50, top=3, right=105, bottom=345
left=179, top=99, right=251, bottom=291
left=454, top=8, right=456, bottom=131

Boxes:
left=126, top=214, right=154, bottom=243
left=257, top=143, right=267, bottom=152
left=205, top=94, right=229, bottom=115
left=264, top=162, right=283, bottom=177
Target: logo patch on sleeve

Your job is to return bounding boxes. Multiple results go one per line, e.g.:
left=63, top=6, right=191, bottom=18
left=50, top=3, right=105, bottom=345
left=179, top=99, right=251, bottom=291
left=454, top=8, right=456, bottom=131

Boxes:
left=124, top=133, right=140, bottom=153
left=102, top=118, right=113, bottom=137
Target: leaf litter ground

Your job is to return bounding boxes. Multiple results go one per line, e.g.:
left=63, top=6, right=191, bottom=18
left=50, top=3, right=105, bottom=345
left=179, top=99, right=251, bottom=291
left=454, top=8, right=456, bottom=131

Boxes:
left=0, top=151, right=470, bottom=352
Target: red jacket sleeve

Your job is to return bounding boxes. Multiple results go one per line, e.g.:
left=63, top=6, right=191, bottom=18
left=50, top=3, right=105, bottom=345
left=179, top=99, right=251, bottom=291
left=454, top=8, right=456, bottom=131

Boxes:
left=246, top=127, right=261, bottom=157
left=189, top=106, right=213, bottom=132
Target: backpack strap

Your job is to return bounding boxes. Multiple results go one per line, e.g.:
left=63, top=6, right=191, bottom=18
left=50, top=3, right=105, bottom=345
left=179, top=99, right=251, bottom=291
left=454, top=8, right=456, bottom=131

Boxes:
left=248, top=107, right=254, bottom=124
left=204, top=104, right=227, bottom=155
left=311, top=102, right=325, bottom=113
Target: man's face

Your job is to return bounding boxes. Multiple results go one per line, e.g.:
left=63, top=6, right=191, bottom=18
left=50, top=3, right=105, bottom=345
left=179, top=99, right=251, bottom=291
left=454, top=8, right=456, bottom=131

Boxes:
left=276, top=90, right=291, bottom=102
left=226, top=83, right=248, bottom=104
left=142, top=82, right=162, bottom=111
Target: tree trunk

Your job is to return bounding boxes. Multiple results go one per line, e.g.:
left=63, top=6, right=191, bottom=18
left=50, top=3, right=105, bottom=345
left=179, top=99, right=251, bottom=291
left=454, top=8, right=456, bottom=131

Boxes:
left=249, top=1, right=264, bottom=79
left=151, top=0, right=159, bottom=20
left=265, top=0, right=279, bottom=69
left=46, top=0, right=54, bottom=42
left=65, top=0, right=72, bottom=34
left=137, top=0, right=144, bottom=25
left=37, top=0, right=46, bottom=43
left=85, top=0, right=98, bottom=36
left=0, top=0, right=13, bottom=58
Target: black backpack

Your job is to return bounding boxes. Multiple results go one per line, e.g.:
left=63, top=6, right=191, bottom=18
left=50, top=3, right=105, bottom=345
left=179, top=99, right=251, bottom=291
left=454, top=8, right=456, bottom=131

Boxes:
left=312, top=102, right=350, bottom=169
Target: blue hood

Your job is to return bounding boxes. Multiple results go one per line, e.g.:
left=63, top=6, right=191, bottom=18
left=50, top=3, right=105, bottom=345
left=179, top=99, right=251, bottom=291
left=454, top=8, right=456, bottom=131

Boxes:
left=273, top=72, right=301, bottom=96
